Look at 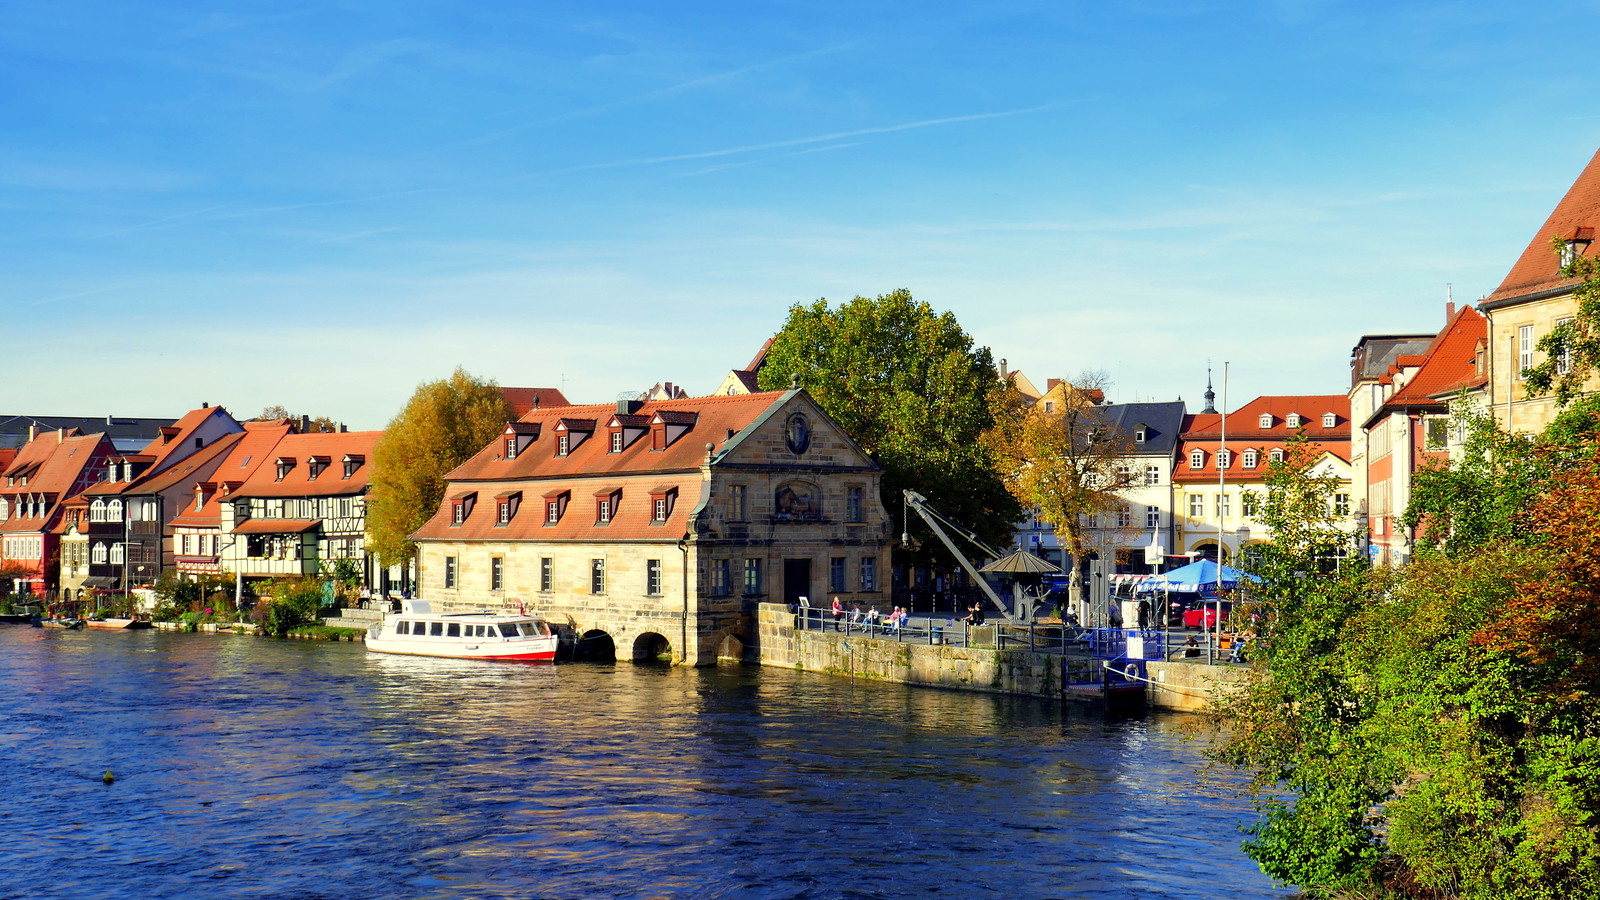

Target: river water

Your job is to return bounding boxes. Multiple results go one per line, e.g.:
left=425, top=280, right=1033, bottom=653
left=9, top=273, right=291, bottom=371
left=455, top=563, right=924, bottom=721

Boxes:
left=0, top=627, right=1288, bottom=899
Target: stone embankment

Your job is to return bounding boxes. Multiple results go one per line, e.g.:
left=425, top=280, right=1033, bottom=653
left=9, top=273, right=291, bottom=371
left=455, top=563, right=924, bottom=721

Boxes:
left=754, top=603, right=1245, bottom=711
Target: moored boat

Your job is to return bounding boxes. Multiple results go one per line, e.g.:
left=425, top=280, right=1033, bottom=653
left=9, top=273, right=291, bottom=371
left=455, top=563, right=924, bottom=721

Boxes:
left=84, top=618, right=153, bottom=630
left=366, top=601, right=558, bottom=662
left=41, top=617, right=85, bottom=629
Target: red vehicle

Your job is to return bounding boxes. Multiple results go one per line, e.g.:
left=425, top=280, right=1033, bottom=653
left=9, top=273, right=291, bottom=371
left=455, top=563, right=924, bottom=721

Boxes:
left=1181, top=600, right=1233, bottom=629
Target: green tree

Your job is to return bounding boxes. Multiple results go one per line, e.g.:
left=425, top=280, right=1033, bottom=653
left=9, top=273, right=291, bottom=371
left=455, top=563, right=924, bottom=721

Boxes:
left=757, top=290, right=1021, bottom=561
left=982, top=373, right=1135, bottom=615
left=261, top=576, right=324, bottom=637
left=366, top=367, right=512, bottom=566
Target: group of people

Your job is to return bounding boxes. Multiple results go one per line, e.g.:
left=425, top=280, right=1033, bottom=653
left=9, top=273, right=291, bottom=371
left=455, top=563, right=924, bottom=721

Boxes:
left=829, top=598, right=911, bottom=633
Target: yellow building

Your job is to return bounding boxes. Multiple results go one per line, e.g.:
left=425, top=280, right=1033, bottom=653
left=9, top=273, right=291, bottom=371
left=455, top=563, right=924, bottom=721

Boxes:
left=1480, top=148, right=1600, bottom=433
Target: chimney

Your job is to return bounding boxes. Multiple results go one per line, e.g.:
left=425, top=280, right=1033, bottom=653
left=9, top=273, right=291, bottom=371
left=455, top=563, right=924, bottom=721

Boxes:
left=999, top=358, right=1009, bottom=379
left=300, top=414, right=310, bottom=433
left=28, top=425, right=38, bottom=442
left=202, top=402, right=209, bottom=408
left=1446, top=284, right=1455, bottom=323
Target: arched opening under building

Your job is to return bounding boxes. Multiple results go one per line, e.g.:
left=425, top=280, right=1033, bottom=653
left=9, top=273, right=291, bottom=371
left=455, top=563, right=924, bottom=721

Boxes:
left=631, top=632, right=673, bottom=663
left=572, top=629, right=616, bottom=663
left=1190, top=542, right=1231, bottom=564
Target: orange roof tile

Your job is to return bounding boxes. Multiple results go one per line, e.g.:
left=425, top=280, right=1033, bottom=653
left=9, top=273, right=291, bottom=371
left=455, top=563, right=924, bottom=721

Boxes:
left=231, top=431, right=381, bottom=498
left=1382, top=307, right=1489, bottom=411
left=1175, top=394, right=1351, bottom=483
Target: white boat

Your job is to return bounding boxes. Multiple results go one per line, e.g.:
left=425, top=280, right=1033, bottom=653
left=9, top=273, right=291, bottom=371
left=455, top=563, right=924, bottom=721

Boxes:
left=366, top=600, right=558, bottom=662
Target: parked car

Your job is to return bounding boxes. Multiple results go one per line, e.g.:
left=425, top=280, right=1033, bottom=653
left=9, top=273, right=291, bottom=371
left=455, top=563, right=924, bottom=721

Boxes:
left=1181, top=599, right=1233, bottom=629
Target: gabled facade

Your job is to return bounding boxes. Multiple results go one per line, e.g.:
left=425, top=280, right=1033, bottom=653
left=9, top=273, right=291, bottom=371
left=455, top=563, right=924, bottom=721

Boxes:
left=0, top=429, right=117, bottom=597
left=217, top=430, right=381, bottom=586
left=1480, top=147, right=1600, bottom=432
left=412, top=389, right=894, bottom=666
left=75, top=405, right=244, bottom=594
left=169, top=421, right=295, bottom=582
left=1174, top=395, right=1355, bottom=562
left=1351, top=306, right=1488, bottom=565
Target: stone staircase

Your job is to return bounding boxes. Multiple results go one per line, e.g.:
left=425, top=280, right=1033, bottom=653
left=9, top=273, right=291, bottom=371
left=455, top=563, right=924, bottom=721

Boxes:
left=323, top=606, right=386, bottom=633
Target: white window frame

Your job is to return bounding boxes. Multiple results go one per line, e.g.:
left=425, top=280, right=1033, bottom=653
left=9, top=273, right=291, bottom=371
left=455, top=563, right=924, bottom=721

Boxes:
left=1322, top=413, right=1337, bottom=428
left=1188, top=449, right=1204, bottom=469
left=1146, top=505, right=1160, bottom=528
left=1241, top=449, right=1258, bottom=469
left=1286, top=413, right=1302, bottom=428
left=1258, top=414, right=1272, bottom=429
left=1519, top=324, right=1535, bottom=376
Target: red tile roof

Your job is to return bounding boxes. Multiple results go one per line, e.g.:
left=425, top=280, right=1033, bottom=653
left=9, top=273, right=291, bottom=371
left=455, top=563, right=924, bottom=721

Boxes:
left=232, top=518, right=320, bottom=535
left=231, top=431, right=382, bottom=499
left=1484, top=147, right=1600, bottom=307
left=0, top=430, right=115, bottom=534
left=1175, top=394, right=1351, bottom=483
left=1382, top=307, right=1489, bottom=411
left=416, top=390, right=800, bottom=542
left=501, top=387, right=571, bottom=417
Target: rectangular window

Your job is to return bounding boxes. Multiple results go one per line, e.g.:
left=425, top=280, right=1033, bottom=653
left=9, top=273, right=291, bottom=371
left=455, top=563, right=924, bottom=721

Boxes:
left=1519, top=324, right=1535, bottom=376
left=1116, top=505, right=1132, bottom=528
left=558, top=434, right=570, bottom=456
left=711, top=559, right=731, bottom=596
left=444, top=556, right=457, bottom=589
left=646, top=559, right=662, bottom=596
left=611, top=432, right=623, bottom=453
left=1189, top=449, right=1204, bottom=469
left=729, top=484, right=747, bottom=521
left=1424, top=416, right=1450, bottom=451
left=1243, top=494, right=1259, bottom=517
left=1217, top=494, right=1231, bottom=518
left=547, top=501, right=560, bottom=524
left=743, top=558, right=762, bottom=595
left=490, top=557, right=503, bottom=591
left=1188, top=495, right=1204, bottom=518
left=1146, top=505, right=1160, bottom=528
left=846, top=487, right=863, bottom=523
left=597, top=499, right=611, bottom=523
left=1333, top=493, right=1351, bottom=516
left=654, top=497, right=667, bottom=521
left=1144, top=465, right=1160, bottom=486
left=540, top=557, right=553, bottom=592
left=1557, top=317, right=1574, bottom=375
left=590, top=558, right=605, bottom=594
left=830, top=557, right=846, bottom=592
left=859, top=557, right=877, bottom=592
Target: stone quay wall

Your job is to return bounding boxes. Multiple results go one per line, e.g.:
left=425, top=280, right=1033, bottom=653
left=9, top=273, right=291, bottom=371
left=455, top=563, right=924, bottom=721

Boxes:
left=756, top=602, right=1247, bottom=709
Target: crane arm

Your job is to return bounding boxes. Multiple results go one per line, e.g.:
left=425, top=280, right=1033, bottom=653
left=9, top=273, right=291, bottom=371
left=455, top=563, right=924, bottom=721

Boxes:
left=902, top=490, right=1009, bottom=617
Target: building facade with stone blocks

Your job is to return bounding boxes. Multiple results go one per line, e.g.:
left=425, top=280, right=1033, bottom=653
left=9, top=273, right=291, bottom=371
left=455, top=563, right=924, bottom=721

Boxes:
left=411, top=388, right=894, bottom=666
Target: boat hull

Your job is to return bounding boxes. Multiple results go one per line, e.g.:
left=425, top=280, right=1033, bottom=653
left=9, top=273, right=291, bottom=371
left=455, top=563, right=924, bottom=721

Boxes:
left=366, top=609, right=558, bottom=663
left=84, top=618, right=153, bottom=630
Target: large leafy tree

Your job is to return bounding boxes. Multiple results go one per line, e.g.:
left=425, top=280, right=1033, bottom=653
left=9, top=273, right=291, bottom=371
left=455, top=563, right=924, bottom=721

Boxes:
left=982, top=374, right=1135, bottom=614
left=1212, top=410, right=1600, bottom=898
left=1525, top=238, right=1600, bottom=402
left=756, top=290, right=1021, bottom=562
left=366, top=367, right=512, bottom=566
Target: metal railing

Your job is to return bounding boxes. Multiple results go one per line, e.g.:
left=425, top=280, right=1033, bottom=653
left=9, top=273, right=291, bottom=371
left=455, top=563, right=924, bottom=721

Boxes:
left=791, top=607, right=1252, bottom=665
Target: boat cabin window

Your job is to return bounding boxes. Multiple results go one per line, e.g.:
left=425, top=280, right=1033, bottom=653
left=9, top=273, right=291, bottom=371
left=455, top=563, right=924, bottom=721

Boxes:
left=396, top=621, right=408, bottom=635
left=447, top=623, right=461, bottom=637
left=429, top=622, right=444, bottom=637
left=497, top=623, right=519, bottom=637
left=475, top=625, right=488, bottom=637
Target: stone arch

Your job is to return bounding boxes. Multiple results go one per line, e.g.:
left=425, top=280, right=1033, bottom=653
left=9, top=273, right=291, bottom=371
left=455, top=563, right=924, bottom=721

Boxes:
left=1188, top=541, right=1231, bottom=564
left=572, top=629, right=616, bottom=663
left=631, top=631, right=673, bottom=663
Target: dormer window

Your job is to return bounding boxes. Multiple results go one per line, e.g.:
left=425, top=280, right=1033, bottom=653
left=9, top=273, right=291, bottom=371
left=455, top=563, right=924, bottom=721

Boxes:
left=611, top=432, right=623, bottom=453
left=341, top=455, right=363, bottom=479
left=275, top=458, right=295, bottom=481
left=495, top=491, right=521, bottom=526
left=1562, top=227, right=1594, bottom=267
left=555, top=419, right=594, bottom=456
left=595, top=488, right=622, bottom=524
left=1133, top=425, right=1147, bottom=443
left=544, top=489, right=570, bottom=525
left=122, top=461, right=133, bottom=482
left=1258, top=414, right=1272, bottom=429
left=1270, top=448, right=1285, bottom=463
left=1242, top=449, right=1258, bottom=469
left=307, top=456, right=329, bottom=481
left=1189, top=449, right=1205, bottom=469
left=1216, top=449, right=1232, bottom=469
left=449, top=491, right=477, bottom=526
left=1321, top=413, right=1337, bottom=428
left=502, top=423, right=539, bottom=460
left=650, top=410, right=698, bottom=451
left=1285, top=414, right=1302, bottom=428
left=649, top=486, right=678, bottom=523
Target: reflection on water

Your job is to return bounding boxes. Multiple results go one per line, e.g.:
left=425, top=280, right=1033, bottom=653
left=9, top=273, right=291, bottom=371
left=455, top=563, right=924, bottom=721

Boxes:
left=0, top=628, right=1288, bottom=899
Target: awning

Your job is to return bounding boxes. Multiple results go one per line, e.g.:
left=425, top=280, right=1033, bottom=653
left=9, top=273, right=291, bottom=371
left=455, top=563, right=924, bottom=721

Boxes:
left=231, top=519, right=319, bottom=535
left=81, top=576, right=118, bottom=588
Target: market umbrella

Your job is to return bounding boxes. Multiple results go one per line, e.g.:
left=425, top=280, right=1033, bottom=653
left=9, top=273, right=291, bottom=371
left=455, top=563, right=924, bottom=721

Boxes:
left=979, top=551, right=1063, bottom=574
left=1134, top=559, right=1258, bottom=595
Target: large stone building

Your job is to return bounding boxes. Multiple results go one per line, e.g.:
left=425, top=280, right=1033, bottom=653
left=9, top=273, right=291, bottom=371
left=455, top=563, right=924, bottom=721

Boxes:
left=411, top=388, right=894, bottom=665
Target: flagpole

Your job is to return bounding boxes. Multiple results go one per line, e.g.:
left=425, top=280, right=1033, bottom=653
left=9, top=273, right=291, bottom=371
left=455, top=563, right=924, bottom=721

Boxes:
left=1213, top=362, right=1229, bottom=664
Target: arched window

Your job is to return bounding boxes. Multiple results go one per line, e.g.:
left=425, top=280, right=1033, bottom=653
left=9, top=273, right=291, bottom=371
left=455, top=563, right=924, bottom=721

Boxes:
left=0, top=499, right=7, bottom=520
left=90, top=499, right=105, bottom=522
left=107, top=500, right=123, bottom=522
left=109, top=543, right=124, bottom=565
left=92, top=542, right=107, bottom=565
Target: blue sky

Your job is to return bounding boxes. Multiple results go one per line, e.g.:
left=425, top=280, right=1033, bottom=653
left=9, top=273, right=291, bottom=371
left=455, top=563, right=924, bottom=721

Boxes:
left=5, top=0, right=1599, bottom=429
